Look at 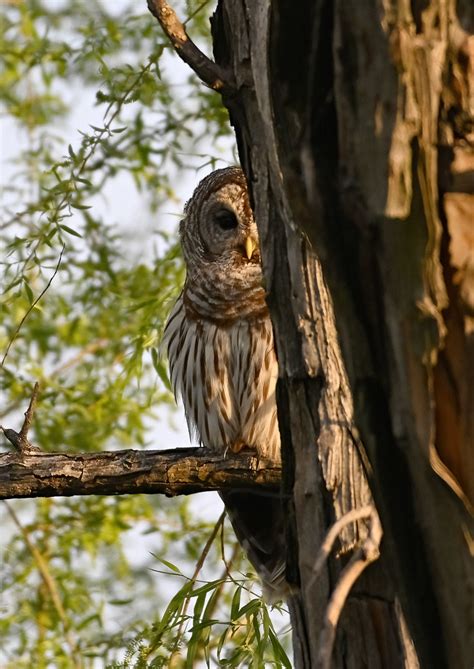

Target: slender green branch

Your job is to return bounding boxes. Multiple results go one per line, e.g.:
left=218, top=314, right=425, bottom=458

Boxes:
left=1, top=246, right=65, bottom=367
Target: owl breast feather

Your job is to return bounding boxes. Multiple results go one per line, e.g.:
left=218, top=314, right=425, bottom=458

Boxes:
left=162, top=295, right=280, bottom=463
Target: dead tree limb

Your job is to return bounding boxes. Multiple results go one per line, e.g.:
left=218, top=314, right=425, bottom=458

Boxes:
left=147, top=0, right=234, bottom=92
left=0, top=447, right=281, bottom=500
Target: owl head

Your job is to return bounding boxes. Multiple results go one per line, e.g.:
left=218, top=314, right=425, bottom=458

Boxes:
left=180, top=167, right=261, bottom=276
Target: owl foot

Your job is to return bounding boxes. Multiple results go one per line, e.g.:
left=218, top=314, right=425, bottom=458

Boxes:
left=229, top=440, right=256, bottom=455
left=230, top=439, right=255, bottom=453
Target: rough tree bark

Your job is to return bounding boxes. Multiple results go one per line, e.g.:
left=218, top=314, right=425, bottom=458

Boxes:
left=0, top=448, right=280, bottom=499
left=210, top=1, right=473, bottom=668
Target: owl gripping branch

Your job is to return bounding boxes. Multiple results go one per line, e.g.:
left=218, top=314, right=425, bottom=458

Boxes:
left=0, top=384, right=280, bottom=500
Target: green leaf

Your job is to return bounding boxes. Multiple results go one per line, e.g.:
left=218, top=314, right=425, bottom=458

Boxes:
left=230, top=585, right=242, bottom=621
left=268, top=628, right=292, bottom=669
left=150, top=554, right=182, bottom=574
left=76, top=177, right=93, bottom=187
left=186, top=591, right=207, bottom=668
left=59, top=224, right=83, bottom=237
left=152, top=350, right=172, bottom=392
left=23, top=281, right=34, bottom=305
left=70, top=201, right=92, bottom=210
left=190, top=579, right=224, bottom=598
left=155, top=581, right=193, bottom=636
left=236, top=598, right=261, bottom=620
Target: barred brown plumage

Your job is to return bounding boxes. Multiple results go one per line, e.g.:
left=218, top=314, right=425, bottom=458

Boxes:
left=162, top=167, right=288, bottom=600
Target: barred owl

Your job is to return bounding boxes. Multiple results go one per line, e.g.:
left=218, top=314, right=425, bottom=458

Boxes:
left=162, top=167, right=287, bottom=600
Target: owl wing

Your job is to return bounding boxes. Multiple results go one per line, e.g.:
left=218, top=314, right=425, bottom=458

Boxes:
left=161, top=294, right=204, bottom=444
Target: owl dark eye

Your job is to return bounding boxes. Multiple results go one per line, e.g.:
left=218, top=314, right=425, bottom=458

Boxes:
left=214, top=209, right=238, bottom=231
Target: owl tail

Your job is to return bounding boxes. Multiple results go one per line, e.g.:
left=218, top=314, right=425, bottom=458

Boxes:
left=220, top=491, right=290, bottom=603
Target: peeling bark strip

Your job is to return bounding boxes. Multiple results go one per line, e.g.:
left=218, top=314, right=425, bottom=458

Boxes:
left=0, top=448, right=280, bottom=500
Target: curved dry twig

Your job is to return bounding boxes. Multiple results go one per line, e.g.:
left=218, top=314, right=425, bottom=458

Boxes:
left=147, top=0, right=234, bottom=92
left=311, top=505, right=375, bottom=578
left=312, top=505, right=383, bottom=669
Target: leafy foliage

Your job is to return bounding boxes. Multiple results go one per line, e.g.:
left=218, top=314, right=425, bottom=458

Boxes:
left=0, top=1, right=291, bottom=667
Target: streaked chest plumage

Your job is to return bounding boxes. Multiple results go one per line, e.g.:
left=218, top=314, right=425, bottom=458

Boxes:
left=163, top=294, right=280, bottom=463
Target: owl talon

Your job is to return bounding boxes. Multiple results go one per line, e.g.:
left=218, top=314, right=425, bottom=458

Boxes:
left=222, top=443, right=252, bottom=458
left=230, top=440, right=256, bottom=454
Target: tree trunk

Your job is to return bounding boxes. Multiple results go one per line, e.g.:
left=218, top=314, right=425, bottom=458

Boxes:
left=212, top=1, right=474, bottom=667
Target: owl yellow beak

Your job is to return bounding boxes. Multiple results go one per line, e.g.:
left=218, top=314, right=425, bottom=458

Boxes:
left=245, top=236, right=257, bottom=260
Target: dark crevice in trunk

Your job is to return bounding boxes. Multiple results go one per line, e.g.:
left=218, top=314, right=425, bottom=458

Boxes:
left=356, top=378, right=448, bottom=668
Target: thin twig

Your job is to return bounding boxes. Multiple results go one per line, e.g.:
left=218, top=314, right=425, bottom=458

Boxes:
left=315, top=506, right=383, bottom=669
left=166, top=511, right=226, bottom=663
left=193, top=511, right=226, bottom=577
left=18, top=381, right=40, bottom=441
left=4, top=501, right=83, bottom=668
left=1, top=382, right=42, bottom=453
left=1, top=245, right=65, bottom=367
left=147, top=0, right=234, bottom=92
left=11, top=60, right=153, bottom=288
left=51, top=339, right=109, bottom=376
left=0, top=341, right=107, bottom=422
left=220, top=513, right=235, bottom=581
left=219, top=514, right=263, bottom=600
left=220, top=514, right=248, bottom=591
left=182, top=0, right=211, bottom=27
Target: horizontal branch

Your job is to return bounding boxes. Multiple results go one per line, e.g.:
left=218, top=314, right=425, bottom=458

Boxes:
left=0, top=447, right=281, bottom=500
